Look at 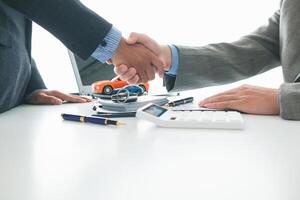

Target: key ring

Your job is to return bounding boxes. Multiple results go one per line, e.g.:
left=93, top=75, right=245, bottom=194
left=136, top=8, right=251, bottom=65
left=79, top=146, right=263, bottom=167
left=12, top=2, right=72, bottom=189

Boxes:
left=111, top=88, right=138, bottom=103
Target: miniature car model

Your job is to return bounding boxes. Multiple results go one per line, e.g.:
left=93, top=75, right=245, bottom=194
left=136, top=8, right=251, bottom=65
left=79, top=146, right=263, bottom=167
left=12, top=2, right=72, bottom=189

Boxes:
left=92, top=77, right=149, bottom=95
left=112, top=85, right=145, bottom=96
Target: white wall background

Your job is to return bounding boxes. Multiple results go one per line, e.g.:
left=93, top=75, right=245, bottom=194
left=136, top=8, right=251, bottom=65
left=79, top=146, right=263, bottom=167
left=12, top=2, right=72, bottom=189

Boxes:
left=32, top=0, right=282, bottom=94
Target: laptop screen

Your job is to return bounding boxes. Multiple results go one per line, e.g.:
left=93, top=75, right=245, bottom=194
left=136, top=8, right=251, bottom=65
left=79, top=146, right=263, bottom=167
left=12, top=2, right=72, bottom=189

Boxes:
left=68, top=51, right=116, bottom=94
left=73, top=54, right=116, bottom=86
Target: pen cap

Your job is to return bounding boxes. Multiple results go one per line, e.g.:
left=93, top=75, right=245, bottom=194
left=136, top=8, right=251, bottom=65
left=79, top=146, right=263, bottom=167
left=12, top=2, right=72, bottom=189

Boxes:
left=61, top=114, right=81, bottom=122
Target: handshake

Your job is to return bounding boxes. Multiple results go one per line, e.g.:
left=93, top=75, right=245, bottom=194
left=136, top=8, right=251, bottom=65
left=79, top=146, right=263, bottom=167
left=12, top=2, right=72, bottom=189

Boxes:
left=109, top=33, right=172, bottom=84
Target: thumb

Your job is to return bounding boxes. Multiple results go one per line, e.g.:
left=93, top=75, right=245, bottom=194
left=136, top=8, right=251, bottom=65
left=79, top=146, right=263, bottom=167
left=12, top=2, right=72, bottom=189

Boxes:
left=126, top=32, right=139, bottom=45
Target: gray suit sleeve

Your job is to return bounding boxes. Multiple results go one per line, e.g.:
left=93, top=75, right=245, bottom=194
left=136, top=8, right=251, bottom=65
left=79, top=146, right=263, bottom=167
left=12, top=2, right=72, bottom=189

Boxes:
left=172, top=10, right=281, bottom=92
left=279, top=83, right=300, bottom=120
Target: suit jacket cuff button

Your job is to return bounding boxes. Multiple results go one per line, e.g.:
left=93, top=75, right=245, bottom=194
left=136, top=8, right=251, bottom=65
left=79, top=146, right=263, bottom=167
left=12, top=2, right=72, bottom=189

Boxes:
left=101, top=40, right=107, bottom=47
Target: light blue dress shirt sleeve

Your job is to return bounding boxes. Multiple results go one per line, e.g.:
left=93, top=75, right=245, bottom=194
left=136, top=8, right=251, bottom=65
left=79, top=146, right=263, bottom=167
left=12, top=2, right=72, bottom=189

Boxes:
left=165, top=45, right=179, bottom=77
left=91, top=26, right=122, bottom=63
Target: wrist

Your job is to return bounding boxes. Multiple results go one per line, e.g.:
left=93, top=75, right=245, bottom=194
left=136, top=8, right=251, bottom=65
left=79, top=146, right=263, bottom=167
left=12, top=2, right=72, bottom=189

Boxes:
left=91, top=27, right=122, bottom=63
left=112, top=37, right=126, bottom=64
left=272, top=89, right=280, bottom=114
left=161, top=45, right=172, bottom=71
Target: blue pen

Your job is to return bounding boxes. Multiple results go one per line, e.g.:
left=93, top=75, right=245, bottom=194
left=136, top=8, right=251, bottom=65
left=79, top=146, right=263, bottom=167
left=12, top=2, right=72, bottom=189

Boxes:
left=61, top=113, right=125, bottom=126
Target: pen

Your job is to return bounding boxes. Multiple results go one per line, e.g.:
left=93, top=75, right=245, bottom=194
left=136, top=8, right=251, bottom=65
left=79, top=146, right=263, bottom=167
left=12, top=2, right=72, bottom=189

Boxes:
left=166, top=97, right=194, bottom=107
left=92, top=112, right=136, bottom=118
left=172, top=109, right=244, bottom=113
left=61, top=113, right=126, bottom=126
left=152, top=92, right=180, bottom=97
left=294, top=73, right=300, bottom=83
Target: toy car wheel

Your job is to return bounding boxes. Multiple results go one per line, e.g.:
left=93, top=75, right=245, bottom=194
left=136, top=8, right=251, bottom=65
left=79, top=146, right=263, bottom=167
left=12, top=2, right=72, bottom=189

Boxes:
left=102, top=85, right=113, bottom=95
left=139, top=85, right=146, bottom=94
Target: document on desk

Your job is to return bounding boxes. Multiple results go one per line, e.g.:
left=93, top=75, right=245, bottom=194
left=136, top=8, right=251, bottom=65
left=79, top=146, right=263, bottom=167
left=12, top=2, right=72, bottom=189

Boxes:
left=99, top=96, right=169, bottom=112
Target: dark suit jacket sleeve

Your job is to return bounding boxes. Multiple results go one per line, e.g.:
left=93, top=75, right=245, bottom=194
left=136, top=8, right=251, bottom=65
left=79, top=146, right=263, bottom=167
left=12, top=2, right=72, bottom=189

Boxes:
left=2, top=0, right=112, bottom=59
left=163, top=74, right=176, bottom=92
left=24, top=58, right=47, bottom=102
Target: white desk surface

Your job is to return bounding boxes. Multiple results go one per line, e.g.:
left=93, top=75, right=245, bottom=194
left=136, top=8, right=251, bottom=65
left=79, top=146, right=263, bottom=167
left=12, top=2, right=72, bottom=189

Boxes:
left=0, top=102, right=300, bottom=200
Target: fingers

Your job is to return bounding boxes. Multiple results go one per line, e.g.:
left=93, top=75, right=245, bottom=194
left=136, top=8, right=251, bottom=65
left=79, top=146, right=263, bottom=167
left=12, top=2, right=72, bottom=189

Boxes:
left=127, top=75, right=139, bottom=84
left=112, top=38, right=161, bottom=83
left=137, top=66, right=148, bottom=84
left=127, top=32, right=161, bottom=55
left=140, top=50, right=163, bottom=81
left=121, top=68, right=137, bottom=81
left=203, top=100, right=243, bottom=110
left=78, top=96, right=93, bottom=102
left=198, top=87, right=243, bottom=111
left=199, top=87, right=242, bottom=106
left=145, top=65, right=155, bottom=82
left=33, top=92, right=63, bottom=105
left=114, top=64, right=129, bottom=76
left=47, top=90, right=88, bottom=103
left=199, top=94, right=239, bottom=107
left=126, top=32, right=139, bottom=44
left=115, top=64, right=140, bottom=84
left=28, top=90, right=92, bottom=105
left=115, top=64, right=136, bottom=81
left=127, top=33, right=164, bottom=78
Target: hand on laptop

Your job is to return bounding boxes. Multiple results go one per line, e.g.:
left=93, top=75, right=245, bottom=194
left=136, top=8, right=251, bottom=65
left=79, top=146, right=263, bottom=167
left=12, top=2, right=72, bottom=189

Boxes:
left=199, top=85, right=280, bottom=115
left=114, top=34, right=172, bottom=84
left=26, top=90, right=92, bottom=105
left=112, top=37, right=165, bottom=83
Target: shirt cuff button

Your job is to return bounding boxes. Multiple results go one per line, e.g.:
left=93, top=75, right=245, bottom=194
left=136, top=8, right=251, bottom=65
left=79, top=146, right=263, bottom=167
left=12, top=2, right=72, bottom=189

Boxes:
left=101, top=40, right=107, bottom=47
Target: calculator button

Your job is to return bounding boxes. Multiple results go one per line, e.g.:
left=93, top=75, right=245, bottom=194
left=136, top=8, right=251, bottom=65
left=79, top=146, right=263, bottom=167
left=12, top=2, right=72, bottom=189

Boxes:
left=170, top=117, right=177, bottom=120
left=199, top=111, right=212, bottom=123
left=227, top=112, right=243, bottom=122
left=213, top=112, right=227, bottom=123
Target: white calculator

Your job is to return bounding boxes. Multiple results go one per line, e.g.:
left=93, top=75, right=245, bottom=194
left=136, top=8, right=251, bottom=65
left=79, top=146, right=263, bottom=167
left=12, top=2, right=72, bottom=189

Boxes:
left=136, top=103, right=245, bottom=130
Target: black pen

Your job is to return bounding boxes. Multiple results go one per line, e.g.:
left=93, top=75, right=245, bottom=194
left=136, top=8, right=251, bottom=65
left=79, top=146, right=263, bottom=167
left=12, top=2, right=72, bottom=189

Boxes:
left=92, top=112, right=136, bottom=118
left=294, top=73, right=300, bottom=83
left=172, top=109, right=244, bottom=113
left=61, top=113, right=126, bottom=126
left=166, top=97, right=194, bottom=107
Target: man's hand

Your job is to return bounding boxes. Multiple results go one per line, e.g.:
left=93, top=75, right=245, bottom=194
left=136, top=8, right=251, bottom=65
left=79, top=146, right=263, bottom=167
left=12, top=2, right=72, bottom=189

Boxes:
left=112, top=37, right=164, bottom=83
left=127, top=33, right=172, bottom=70
left=199, top=85, right=280, bottom=115
left=114, top=33, right=172, bottom=84
left=27, top=90, right=92, bottom=105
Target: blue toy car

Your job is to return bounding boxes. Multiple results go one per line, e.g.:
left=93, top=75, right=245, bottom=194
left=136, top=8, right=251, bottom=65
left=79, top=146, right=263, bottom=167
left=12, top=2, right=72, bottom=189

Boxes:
left=112, top=85, right=146, bottom=96
left=93, top=85, right=147, bottom=100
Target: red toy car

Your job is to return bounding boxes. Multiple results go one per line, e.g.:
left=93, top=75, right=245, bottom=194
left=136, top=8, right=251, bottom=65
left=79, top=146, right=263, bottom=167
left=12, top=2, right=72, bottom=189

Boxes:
left=92, top=77, right=150, bottom=95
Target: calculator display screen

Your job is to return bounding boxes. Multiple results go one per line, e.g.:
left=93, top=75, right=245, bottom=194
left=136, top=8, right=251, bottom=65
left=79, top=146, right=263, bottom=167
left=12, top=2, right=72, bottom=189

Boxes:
left=143, top=104, right=167, bottom=117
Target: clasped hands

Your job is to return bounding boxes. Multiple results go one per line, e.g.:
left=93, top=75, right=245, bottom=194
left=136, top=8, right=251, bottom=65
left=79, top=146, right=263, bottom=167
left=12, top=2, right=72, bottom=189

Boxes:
left=109, top=34, right=172, bottom=84
left=114, top=33, right=280, bottom=116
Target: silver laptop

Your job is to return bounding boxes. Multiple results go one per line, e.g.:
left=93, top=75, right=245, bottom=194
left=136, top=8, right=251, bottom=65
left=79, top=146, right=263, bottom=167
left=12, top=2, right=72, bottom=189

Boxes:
left=68, top=51, right=116, bottom=95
